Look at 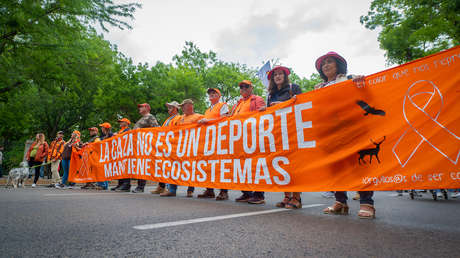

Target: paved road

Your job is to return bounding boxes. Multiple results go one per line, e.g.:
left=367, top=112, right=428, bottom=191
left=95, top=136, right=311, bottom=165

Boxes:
left=1, top=186, right=459, bottom=257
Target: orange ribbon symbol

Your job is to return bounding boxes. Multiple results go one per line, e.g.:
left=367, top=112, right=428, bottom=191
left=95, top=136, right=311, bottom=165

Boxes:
left=393, top=80, right=460, bottom=167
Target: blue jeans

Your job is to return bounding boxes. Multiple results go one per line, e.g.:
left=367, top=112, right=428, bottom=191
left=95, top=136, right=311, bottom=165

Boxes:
left=335, top=191, right=374, bottom=205
left=61, top=159, right=70, bottom=185
left=168, top=184, right=194, bottom=194
left=97, top=181, right=108, bottom=189
left=242, top=191, right=264, bottom=199
left=40, top=163, right=44, bottom=178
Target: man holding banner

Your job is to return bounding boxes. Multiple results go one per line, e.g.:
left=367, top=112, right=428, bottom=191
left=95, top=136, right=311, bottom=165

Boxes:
left=231, top=80, right=267, bottom=204
left=166, top=99, right=203, bottom=198
left=151, top=101, right=181, bottom=195
left=197, top=88, right=230, bottom=200
left=131, top=103, right=159, bottom=193
left=112, top=118, right=132, bottom=192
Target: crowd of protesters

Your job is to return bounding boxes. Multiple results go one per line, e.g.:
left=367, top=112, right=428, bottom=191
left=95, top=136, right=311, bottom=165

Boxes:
left=13, top=52, right=459, bottom=219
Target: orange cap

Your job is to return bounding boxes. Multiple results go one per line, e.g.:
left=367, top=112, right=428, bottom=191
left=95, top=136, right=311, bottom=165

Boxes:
left=207, top=88, right=221, bottom=96
left=238, top=80, right=253, bottom=87
left=99, top=122, right=111, bottom=129
left=137, top=103, right=151, bottom=111
left=117, top=118, right=131, bottom=124
left=72, top=130, right=81, bottom=136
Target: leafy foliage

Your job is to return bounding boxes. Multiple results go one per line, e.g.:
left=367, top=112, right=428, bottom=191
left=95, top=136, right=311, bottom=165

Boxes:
left=0, top=3, right=321, bottom=172
left=360, top=0, right=460, bottom=64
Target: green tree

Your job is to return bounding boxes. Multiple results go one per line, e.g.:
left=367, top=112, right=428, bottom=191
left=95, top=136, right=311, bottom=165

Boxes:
left=0, top=0, right=140, bottom=96
left=360, top=0, right=460, bottom=64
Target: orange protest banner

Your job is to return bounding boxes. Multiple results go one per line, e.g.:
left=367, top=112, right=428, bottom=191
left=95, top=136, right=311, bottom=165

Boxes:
left=69, top=46, right=460, bottom=191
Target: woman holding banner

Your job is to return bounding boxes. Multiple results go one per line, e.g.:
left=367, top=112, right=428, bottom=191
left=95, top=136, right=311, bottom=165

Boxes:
left=266, top=66, right=303, bottom=209
left=57, top=131, right=81, bottom=189
left=314, top=51, right=375, bottom=219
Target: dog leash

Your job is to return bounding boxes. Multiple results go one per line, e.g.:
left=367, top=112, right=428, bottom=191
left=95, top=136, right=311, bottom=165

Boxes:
left=28, top=161, right=53, bottom=169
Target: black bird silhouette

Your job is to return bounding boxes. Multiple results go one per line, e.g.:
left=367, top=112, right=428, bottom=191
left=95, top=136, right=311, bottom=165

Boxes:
left=356, top=100, right=386, bottom=116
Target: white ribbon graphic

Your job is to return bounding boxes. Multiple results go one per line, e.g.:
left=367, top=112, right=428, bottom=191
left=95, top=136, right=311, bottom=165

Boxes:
left=393, top=80, right=460, bottom=167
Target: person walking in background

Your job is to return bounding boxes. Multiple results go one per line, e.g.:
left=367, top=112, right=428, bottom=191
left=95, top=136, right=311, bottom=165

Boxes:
left=230, top=80, right=266, bottom=204
left=26, top=133, right=49, bottom=187
left=197, top=88, right=230, bottom=201
left=132, top=103, right=160, bottom=193
left=151, top=101, right=181, bottom=195
left=0, top=146, right=3, bottom=178
left=47, top=131, right=65, bottom=187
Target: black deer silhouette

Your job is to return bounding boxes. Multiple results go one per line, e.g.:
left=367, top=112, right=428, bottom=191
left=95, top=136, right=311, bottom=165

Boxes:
left=358, top=136, right=386, bottom=165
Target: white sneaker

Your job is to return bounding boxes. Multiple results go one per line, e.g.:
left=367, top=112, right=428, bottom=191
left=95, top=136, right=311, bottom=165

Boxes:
left=437, top=192, right=443, bottom=198
left=452, top=192, right=460, bottom=198
left=32, top=184, right=36, bottom=188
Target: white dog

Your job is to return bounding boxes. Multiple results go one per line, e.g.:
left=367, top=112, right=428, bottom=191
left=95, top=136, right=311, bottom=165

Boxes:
left=6, top=161, right=30, bottom=188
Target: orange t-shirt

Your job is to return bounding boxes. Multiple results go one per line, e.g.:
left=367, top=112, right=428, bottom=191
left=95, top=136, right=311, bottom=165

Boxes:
left=118, top=127, right=129, bottom=134
left=233, top=98, right=252, bottom=115
left=204, top=102, right=227, bottom=119
left=177, top=113, right=204, bottom=126
left=162, top=114, right=181, bottom=127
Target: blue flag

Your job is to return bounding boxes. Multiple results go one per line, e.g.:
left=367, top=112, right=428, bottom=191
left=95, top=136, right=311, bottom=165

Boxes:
left=257, top=61, right=271, bottom=88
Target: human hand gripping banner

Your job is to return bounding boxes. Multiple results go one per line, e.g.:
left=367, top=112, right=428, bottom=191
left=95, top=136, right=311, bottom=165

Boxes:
left=69, top=46, right=460, bottom=191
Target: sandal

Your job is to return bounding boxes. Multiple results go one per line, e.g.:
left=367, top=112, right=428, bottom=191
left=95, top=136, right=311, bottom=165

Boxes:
left=285, top=197, right=302, bottom=209
left=276, top=196, right=291, bottom=208
left=323, top=201, right=349, bottom=215
left=358, top=204, right=375, bottom=219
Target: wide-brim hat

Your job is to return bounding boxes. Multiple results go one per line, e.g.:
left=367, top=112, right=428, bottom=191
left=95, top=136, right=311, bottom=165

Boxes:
left=165, top=101, right=180, bottom=109
left=179, top=99, right=194, bottom=106
left=315, top=51, right=347, bottom=73
left=267, top=66, right=290, bottom=80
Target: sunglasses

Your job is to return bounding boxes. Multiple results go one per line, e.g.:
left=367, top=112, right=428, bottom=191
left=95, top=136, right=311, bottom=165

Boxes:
left=239, top=84, right=251, bottom=89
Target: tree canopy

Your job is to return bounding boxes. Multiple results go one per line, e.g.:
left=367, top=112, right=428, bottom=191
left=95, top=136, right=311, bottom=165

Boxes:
left=0, top=1, right=321, bottom=170
left=360, top=0, right=459, bottom=64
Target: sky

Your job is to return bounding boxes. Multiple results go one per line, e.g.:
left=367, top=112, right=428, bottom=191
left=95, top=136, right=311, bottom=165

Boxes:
left=103, top=0, right=394, bottom=78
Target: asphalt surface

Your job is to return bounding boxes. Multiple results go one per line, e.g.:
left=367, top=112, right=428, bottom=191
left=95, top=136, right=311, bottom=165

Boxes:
left=1, top=186, right=459, bottom=257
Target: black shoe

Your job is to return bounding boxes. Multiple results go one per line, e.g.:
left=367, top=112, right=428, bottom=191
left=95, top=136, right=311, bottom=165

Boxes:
left=115, top=186, right=131, bottom=192
left=132, top=187, right=144, bottom=193
left=110, top=185, right=121, bottom=191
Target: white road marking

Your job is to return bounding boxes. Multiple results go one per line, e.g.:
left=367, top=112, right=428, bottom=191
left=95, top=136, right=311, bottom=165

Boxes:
left=133, top=204, right=325, bottom=230
left=44, top=193, right=129, bottom=197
